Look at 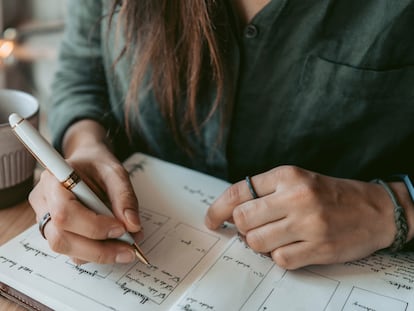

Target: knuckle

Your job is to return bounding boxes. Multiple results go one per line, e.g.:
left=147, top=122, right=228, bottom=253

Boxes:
left=293, top=183, right=318, bottom=202
left=278, top=165, right=304, bottom=180
left=94, top=250, right=108, bottom=264
left=271, top=249, right=292, bottom=269
left=223, top=184, right=243, bottom=205
left=87, top=223, right=104, bottom=240
left=93, top=244, right=121, bottom=264
left=48, top=233, right=68, bottom=254
left=233, top=206, right=250, bottom=231
left=246, top=230, right=266, bottom=252
left=52, top=210, right=69, bottom=228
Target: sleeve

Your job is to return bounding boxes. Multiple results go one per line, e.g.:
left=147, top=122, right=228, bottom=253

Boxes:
left=48, top=0, right=111, bottom=152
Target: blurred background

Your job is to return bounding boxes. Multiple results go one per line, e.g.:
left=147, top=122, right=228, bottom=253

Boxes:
left=0, top=0, right=67, bottom=137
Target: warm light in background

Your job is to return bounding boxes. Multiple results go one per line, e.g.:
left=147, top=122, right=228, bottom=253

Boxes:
left=0, top=39, right=15, bottom=59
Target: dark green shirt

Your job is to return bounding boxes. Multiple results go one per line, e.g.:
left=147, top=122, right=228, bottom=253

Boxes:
left=50, top=0, right=414, bottom=182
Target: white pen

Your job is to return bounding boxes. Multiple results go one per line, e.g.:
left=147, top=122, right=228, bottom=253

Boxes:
left=9, top=113, right=149, bottom=265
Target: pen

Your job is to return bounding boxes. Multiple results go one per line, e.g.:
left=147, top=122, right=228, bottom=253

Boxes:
left=8, top=113, right=150, bottom=265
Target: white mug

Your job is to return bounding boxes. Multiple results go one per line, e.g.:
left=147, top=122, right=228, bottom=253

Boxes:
left=0, top=89, right=39, bottom=208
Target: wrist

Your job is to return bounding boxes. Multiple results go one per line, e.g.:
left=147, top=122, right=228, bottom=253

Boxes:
left=62, top=120, right=112, bottom=158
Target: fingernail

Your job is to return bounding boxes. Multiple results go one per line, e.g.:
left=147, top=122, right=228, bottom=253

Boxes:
left=124, top=209, right=141, bottom=230
left=108, top=226, right=125, bottom=238
left=116, top=249, right=135, bottom=263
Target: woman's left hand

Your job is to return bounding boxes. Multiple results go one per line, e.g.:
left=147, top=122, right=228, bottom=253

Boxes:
left=205, top=166, right=398, bottom=269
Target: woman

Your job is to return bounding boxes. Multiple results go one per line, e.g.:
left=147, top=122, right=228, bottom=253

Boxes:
left=30, top=0, right=414, bottom=269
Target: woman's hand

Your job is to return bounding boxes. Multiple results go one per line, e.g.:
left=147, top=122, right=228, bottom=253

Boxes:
left=205, top=166, right=414, bottom=269
left=29, top=120, right=141, bottom=265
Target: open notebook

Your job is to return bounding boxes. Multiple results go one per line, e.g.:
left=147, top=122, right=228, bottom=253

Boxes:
left=1, top=153, right=414, bottom=311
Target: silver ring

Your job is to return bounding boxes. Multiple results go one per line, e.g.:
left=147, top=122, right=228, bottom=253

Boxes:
left=38, top=212, right=52, bottom=240
left=245, top=176, right=258, bottom=199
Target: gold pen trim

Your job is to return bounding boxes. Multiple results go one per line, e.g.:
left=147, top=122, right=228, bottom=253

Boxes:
left=62, top=171, right=81, bottom=190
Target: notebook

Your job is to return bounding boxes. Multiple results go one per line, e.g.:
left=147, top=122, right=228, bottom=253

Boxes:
left=1, top=153, right=414, bottom=311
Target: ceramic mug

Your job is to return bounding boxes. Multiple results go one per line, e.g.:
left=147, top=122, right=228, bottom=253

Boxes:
left=0, top=89, right=39, bottom=208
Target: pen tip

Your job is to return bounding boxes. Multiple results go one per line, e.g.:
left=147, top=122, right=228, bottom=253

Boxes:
left=133, top=243, right=150, bottom=265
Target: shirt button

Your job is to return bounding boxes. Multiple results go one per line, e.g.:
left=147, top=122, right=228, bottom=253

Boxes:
left=244, top=24, right=259, bottom=39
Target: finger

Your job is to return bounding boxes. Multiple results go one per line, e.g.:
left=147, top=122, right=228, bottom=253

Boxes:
left=205, top=171, right=280, bottom=229
left=45, top=225, right=136, bottom=264
left=51, top=198, right=127, bottom=240
left=244, top=217, right=297, bottom=253
left=132, top=230, right=145, bottom=243
left=28, top=170, right=57, bottom=218
left=270, top=241, right=325, bottom=270
left=32, top=170, right=127, bottom=240
left=99, top=164, right=141, bottom=233
left=233, top=193, right=288, bottom=234
left=70, top=257, right=88, bottom=266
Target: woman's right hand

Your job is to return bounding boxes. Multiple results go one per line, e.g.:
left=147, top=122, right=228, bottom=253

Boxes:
left=28, top=120, right=142, bottom=265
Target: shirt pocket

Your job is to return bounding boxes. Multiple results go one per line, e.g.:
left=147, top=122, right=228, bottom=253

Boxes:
left=292, top=54, right=414, bottom=135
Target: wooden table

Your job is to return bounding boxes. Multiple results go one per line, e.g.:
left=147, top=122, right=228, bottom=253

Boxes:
left=0, top=201, right=36, bottom=311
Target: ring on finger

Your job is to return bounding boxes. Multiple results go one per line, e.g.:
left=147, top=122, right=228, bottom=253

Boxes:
left=245, top=176, right=259, bottom=199
left=38, top=212, right=52, bottom=240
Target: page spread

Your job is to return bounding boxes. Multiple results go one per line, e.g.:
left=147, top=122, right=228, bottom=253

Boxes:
left=1, top=153, right=414, bottom=311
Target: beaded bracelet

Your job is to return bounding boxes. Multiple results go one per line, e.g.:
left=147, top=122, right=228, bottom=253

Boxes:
left=371, top=178, right=408, bottom=252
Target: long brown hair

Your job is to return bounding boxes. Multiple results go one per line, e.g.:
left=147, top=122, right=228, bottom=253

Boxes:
left=110, top=0, right=230, bottom=150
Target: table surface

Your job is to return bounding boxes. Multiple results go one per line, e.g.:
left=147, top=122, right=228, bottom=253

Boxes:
left=0, top=201, right=36, bottom=311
